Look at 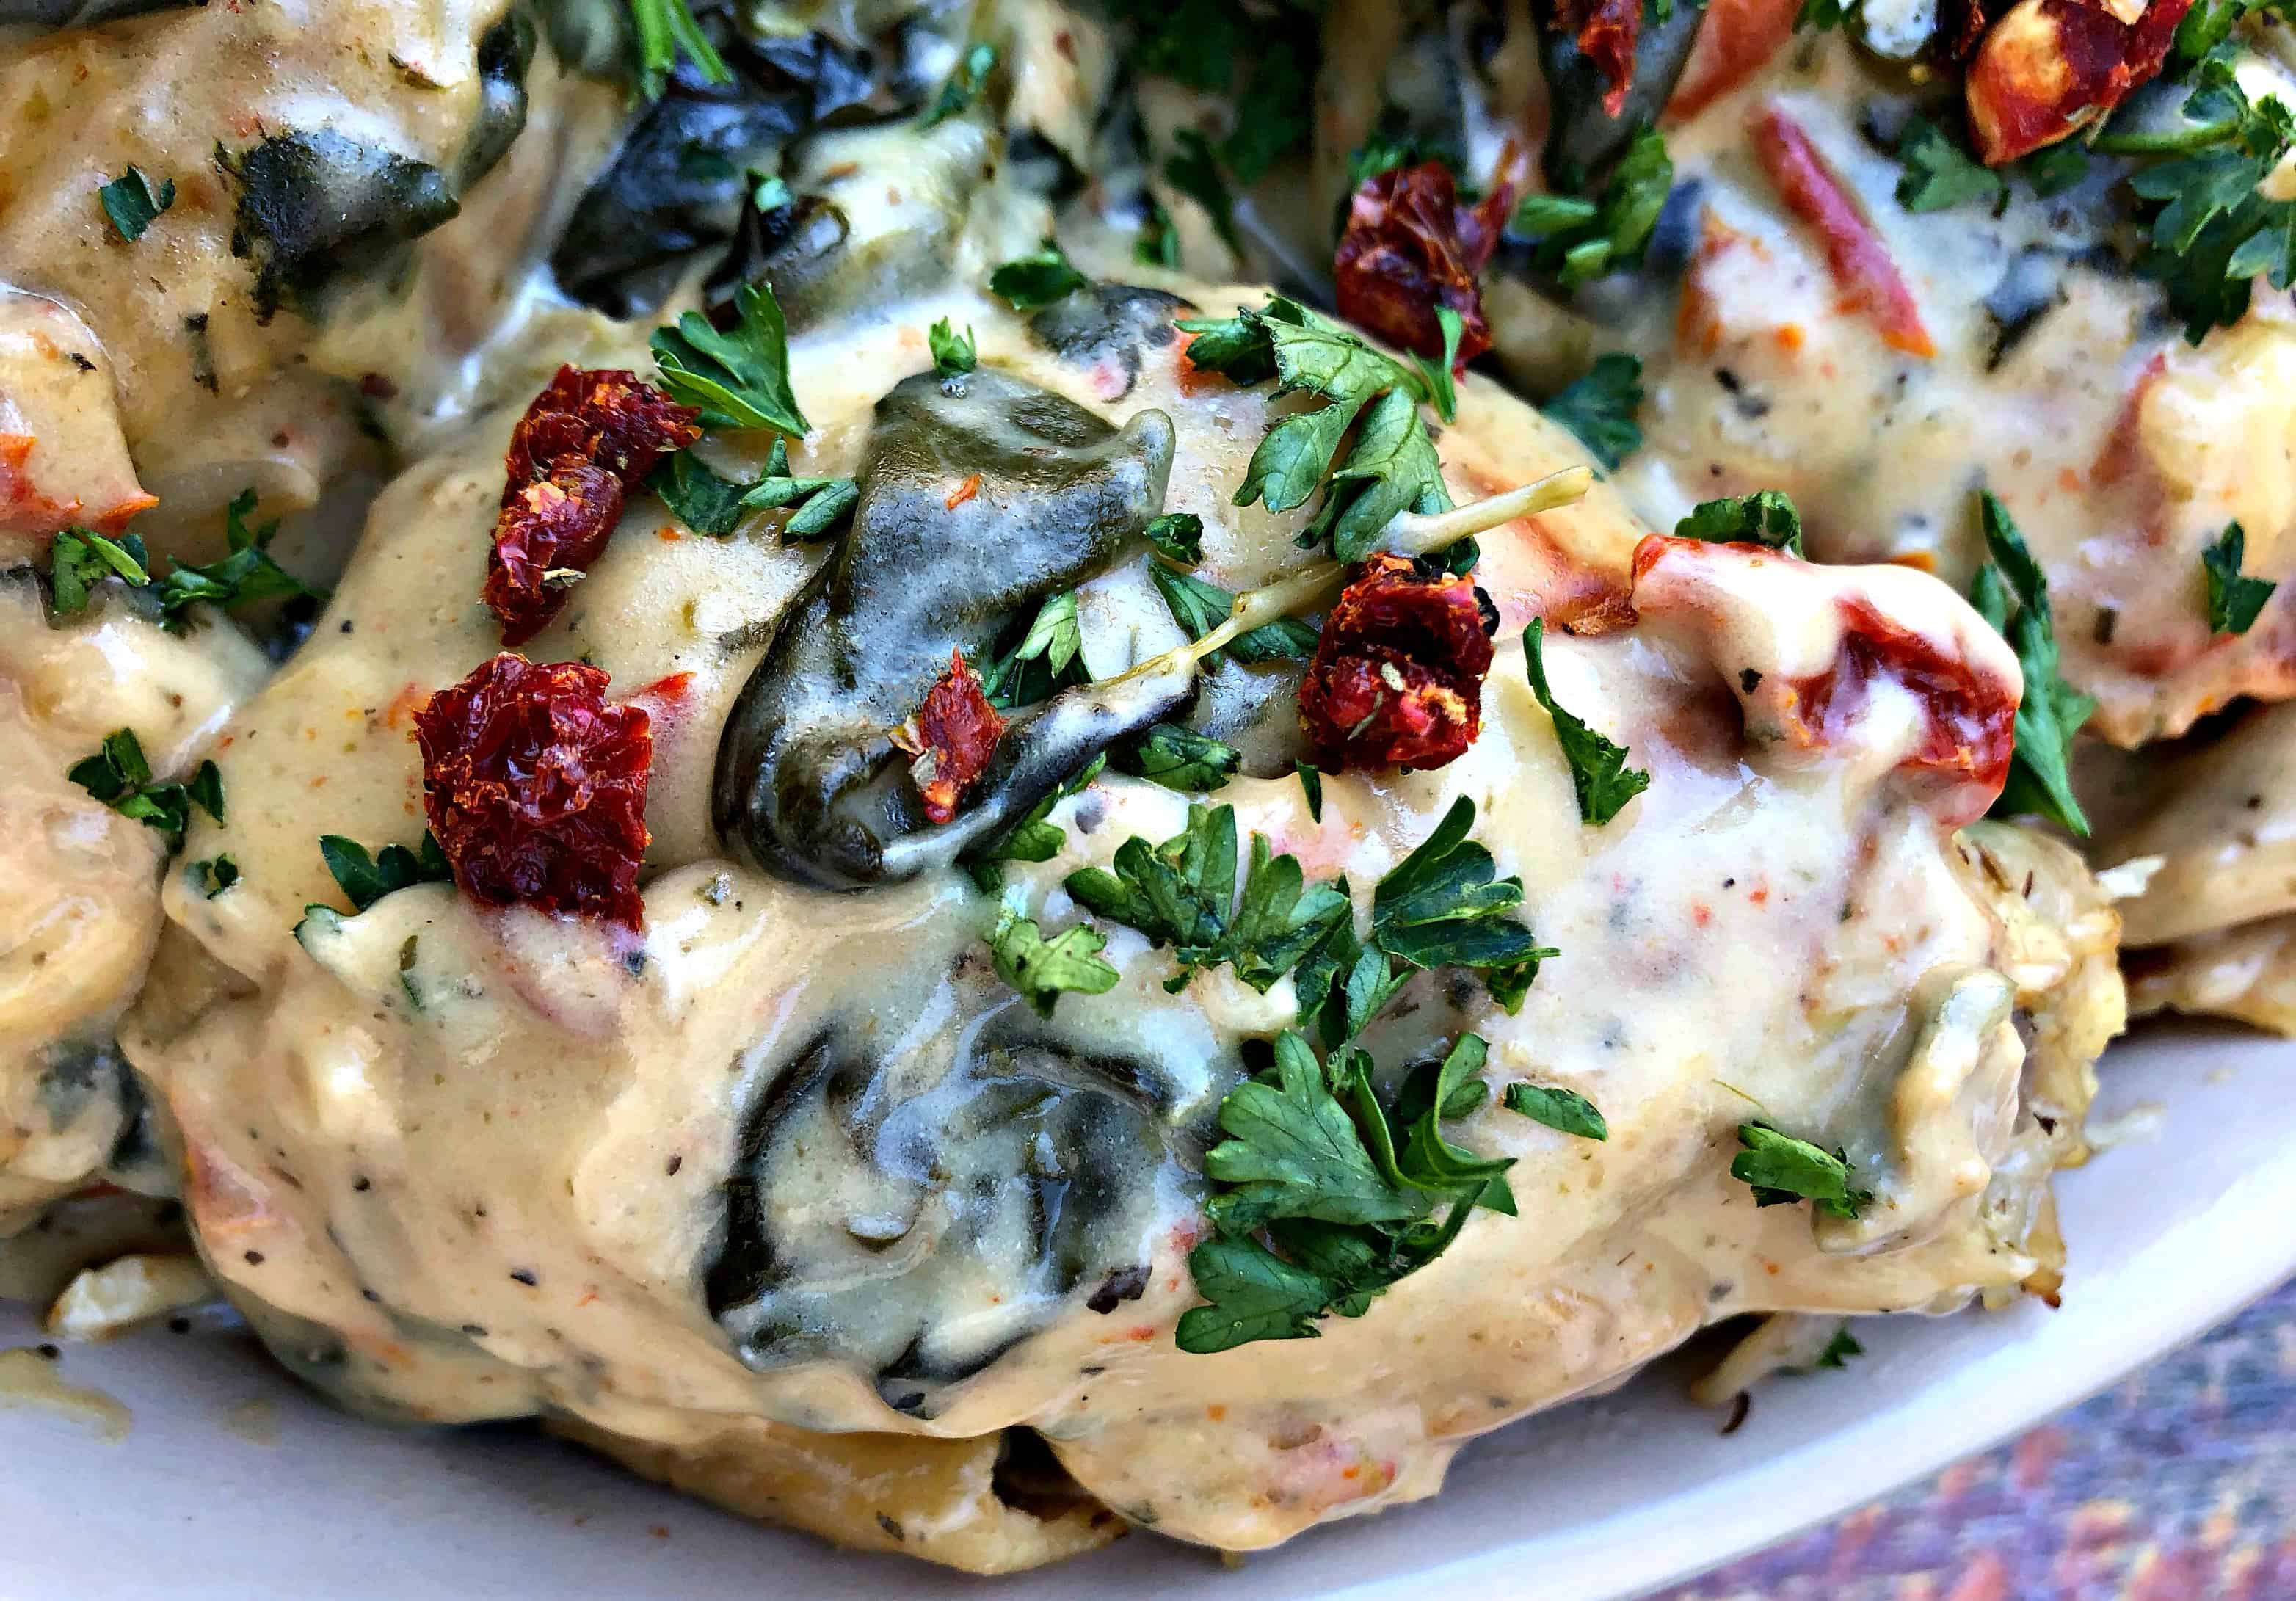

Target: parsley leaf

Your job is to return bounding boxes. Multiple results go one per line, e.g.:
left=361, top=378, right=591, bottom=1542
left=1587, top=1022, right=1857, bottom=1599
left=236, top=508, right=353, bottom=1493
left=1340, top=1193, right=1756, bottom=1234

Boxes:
left=1175, top=297, right=1450, bottom=561
left=1675, top=490, right=1805, bottom=553
left=920, top=40, right=997, bottom=127
left=1345, top=111, right=1465, bottom=189
left=741, top=438, right=858, bottom=541
left=1512, top=126, right=1673, bottom=288
left=1813, top=1326, right=1864, bottom=1368
left=318, top=832, right=451, bottom=912
left=190, top=854, right=239, bottom=898
left=651, top=451, right=753, bottom=537
left=48, top=527, right=150, bottom=617
left=1732, top=1121, right=1870, bottom=1218
left=1524, top=618, right=1650, bottom=826
left=1503, top=1081, right=1609, bottom=1140
left=68, top=729, right=222, bottom=849
left=989, top=903, right=1119, bottom=1018
left=1369, top=795, right=1555, bottom=1004
left=1135, top=199, right=1181, bottom=269
left=1148, top=564, right=1319, bottom=663
left=1143, top=512, right=1205, bottom=564
left=98, top=167, right=175, bottom=242
left=1166, top=129, right=1241, bottom=255
left=1115, top=723, right=1241, bottom=792
left=2203, top=520, right=2277, bottom=633
left=1177, top=1028, right=1512, bottom=1353
left=155, top=490, right=316, bottom=629
left=1064, top=803, right=1353, bottom=995
left=988, top=240, right=1088, bottom=311
left=1893, top=117, right=2004, bottom=214
left=1410, top=308, right=1464, bottom=425
left=1296, top=760, right=1323, bottom=822
left=651, top=280, right=809, bottom=434
left=928, top=317, right=978, bottom=377
left=1971, top=491, right=2093, bottom=836
left=1542, top=353, right=1644, bottom=471
left=625, top=0, right=732, bottom=100
left=978, top=589, right=1088, bottom=709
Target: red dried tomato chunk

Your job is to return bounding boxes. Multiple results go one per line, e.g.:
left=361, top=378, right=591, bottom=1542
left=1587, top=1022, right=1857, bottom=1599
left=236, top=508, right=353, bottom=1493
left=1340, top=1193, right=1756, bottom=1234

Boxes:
left=504, top=366, right=701, bottom=492
left=1568, top=0, right=1643, bottom=117
left=413, top=653, right=654, bottom=932
left=485, top=367, right=700, bottom=645
left=893, top=650, right=1006, bottom=825
left=1299, top=554, right=1497, bottom=772
left=1749, top=104, right=1935, bottom=359
left=1333, top=161, right=1518, bottom=366
left=485, top=462, right=628, bottom=648
left=1965, top=0, right=2194, bottom=164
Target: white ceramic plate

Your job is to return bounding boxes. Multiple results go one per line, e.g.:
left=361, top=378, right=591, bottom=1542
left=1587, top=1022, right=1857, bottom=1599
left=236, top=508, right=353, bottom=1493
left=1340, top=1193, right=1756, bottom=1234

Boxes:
left=4, top=1021, right=2290, bottom=1601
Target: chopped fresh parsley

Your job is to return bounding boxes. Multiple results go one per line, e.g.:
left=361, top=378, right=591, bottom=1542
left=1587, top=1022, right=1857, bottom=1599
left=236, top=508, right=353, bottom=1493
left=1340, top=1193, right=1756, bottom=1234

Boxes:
left=1411, top=308, right=1464, bottom=425
left=738, top=437, right=857, bottom=541
left=1177, top=1028, right=1512, bottom=1353
left=2203, top=521, right=2277, bottom=633
left=650, top=451, right=752, bottom=537
left=1065, top=802, right=1353, bottom=994
left=156, top=489, right=319, bottom=629
left=47, top=527, right=150, bottom=617
left=1165, top=129, right=1241, bottom=255
left=190, top=854, right=239, bottom=898
left=98, top=167, right=174, bottom=242
left=1732, top=1122, right=1870, bottom=1219
left=1365, top=795, right=1555, bottom=1008
left=928, top=317, right=978, bottom=378
left=1149, top=564, right=1319, bottom=663
left=1174, top=297, right=1449, bottom=561
left=1503, top=1081, right=1608, bottom=1140
left=1893, top=117, right=2004, bottom=214
left=1116, top=723, right=1240, bottom=793
left=1143, top=511, right=1205, bottom=565
left=1970, top=491, right=2093, bottom=836
left=920, top=40, right=997, bottom=127
left=1511, top=126, right=1673, bottom=288
left=319, top=832, right=451, bottom=912
left=1135, top=199, right=1182, bottom=269
left=989, top=902, right=1119, bottom=1017
left=1344, top=111, right=1465, bottom=190
left=2020, top=142, right=2091, bottom=198
left=2106, top=51, right=2296, bottom=342
left=652, top=281, right=809, bottom=434
left=68, top=729, right=222, bottom=849
left=1675, top=490, right=1805, bottom=554
left=1525, top=617, right=1650, bottom=826
left=987, top=241, right=1088, bottom=311
left=967, top=755, right=1106, bottom=893
left=1542, top=353, right=1644, bottom=472
left=625, top=0, right=732, bottom=100
left=1295, top=760, right=1323, bottom=822
left=979, top=590, right=1088, bottom=709
left=1812, top=1326, right=1865, bottom=1369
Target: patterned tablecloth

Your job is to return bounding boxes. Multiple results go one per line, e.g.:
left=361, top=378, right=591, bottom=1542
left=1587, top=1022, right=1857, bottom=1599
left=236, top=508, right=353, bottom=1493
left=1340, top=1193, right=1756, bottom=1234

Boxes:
left=1653, top=1280, right=2296, bottom=1600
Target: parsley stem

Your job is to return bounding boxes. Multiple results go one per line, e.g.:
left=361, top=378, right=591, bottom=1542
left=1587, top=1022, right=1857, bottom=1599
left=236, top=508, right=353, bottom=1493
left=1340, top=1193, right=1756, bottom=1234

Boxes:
left=2088, top=118, right=2239, bottom=156
left=1385, top=468, right=1593, bottom=559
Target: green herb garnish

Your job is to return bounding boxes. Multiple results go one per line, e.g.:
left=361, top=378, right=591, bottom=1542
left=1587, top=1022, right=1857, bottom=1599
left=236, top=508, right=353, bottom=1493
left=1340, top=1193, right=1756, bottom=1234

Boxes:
left=156, top=489, right=318, bottom=629
left=2203, top=520, right=2277, bottom=633
left=1970, top=491, right=2093, bottom=836
left=652, top=281, right=809, bottom=434
left=1512, top=126, right=1672, bottom=287
left=1143, top=511, right=1205, bottom=565
left=319, top=832, right=451, bottom=912
left=1525, top=617, right=1649, bottom=826
left=1732, top=1121, right=1870, bottom=1219
left=920, top=40, right=997, bottom=127
left=1409, top=307, right=1464, bottom=426
left=1295, top=760, right=1324, bottom=822
left=1893, top=117, right=2004, bottom=214
left=1503, top=1081, right=1608, bottom=1140
left=1149, top=564, right=1319, bottom=663
left=1116, top=723, right=1241, bottom=793
left=738, top=436, right=857, bottom=540
left=98, top=167, right=175, bottom=242
left=68, top=729, right=222, bottom=849
left=978, top=590, right=1087, bottom=709
left=1542, top=353, right=1644, bottom=471
left=625, top=0, right=732, bottom=99
left=988, top=241, right=1089, bottom=311
left=47, top=527, right=150, bottom=617
left=989, top=902, right=1119, bottom=1017
left=928, top=317, right=978, bottom=378
left=967, top=755, right=1107, bottom=893
left=1675, top=490, right=1805, bottom=554
left=190, top=854, right=239, bottom=898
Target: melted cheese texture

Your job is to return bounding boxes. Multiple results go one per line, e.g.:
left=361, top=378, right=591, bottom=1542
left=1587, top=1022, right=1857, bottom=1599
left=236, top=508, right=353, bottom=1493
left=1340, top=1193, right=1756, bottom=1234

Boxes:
left=120, top=277, right=2120, bottom=1564
left=0, top=586, right=266, bottom=1230
left=0, top=1, right=620, bottom=560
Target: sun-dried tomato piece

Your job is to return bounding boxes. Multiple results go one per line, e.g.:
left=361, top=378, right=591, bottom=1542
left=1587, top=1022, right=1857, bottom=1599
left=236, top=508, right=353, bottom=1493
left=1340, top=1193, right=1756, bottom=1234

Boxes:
left=1748, top=104, right=1936, bottom=359
left=1784, top=598, right=2017, bottom=801
left=504, top=366, right=701, bottom=491
left=413, top=653, right=653, bottom=932
left=1965, top=0, right=2193, bottom=164
left=1299, top=553, right=1497, bottom=772
left=1568, top=0, right=1643, bottom=117
left=484, top=461, right=628, bottom=647
left=1666, top=0, right=1802, bottom=122
left=892, top=650, right=1006, bottom=825
left=1333, top=161, right=1519, bottom=366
